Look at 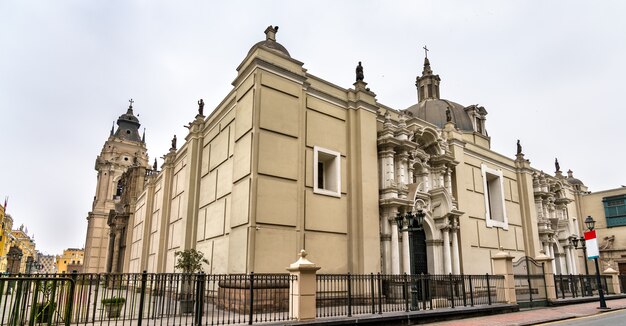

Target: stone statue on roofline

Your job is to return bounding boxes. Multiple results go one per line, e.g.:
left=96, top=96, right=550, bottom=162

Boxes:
left=356, top=61, right=364, bottom=81
left=555, top=158, right=561, bottom=173
left=198, top=99, right=204, bottom=116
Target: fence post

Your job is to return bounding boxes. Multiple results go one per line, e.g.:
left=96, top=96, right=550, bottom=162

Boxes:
left=137, top=271, right=147, bottom=326
left=347, top=273, right=352, bottom=317
left=448, top=273, right=455, bottom=308
left=369, top=273, right=375, bottom=314
left=603, top=267, right=620, bottom=295
left=461, top=274, right=467, bottom=307
left=491, top=249, right=515, bottom=304
left=195, top=272, right=205, bottom=326
left=403, top=273, right=409, bottom=312
left=486, top=274, right=492, bottom=305
left=64, top=271, right=78, bottom=326
left=534, top=251, right=556, bottom=302
left=248, top=272, right=254, bottom=325
left=377, top=273, right=382, bottom=314
left=468, top=275, right=474, bottom=306
left=286, top=250, right=321, bottom=321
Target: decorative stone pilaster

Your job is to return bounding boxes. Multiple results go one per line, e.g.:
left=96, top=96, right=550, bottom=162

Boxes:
left=535, top=251, right=557, bottom=302
left=491, top=249, right=516, bottom=304
left=286, top=250, right=321, bottom=321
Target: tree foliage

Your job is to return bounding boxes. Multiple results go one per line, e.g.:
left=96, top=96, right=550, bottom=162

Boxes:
left=174, top=249, right=209, bottom=273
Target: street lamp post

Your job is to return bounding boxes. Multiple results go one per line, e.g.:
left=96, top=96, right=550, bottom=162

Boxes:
left=396, top=209, right=426, bottom=310
left=569, top=234, right=591, bottom=296
left=583, top=216, right=608, bottom=309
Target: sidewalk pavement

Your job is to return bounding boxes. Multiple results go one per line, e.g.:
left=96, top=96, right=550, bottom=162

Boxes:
left=429, top=297, right=626, bottom=326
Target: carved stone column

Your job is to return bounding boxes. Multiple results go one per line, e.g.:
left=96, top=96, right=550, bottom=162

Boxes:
left=451, top=219, right=460, bottom=275
left=442, top=222, right=452, bottom=274
left=548, top=240, right=556, bottom=273
left=564, top=244, right=573, bottom=275
left=381, top=209, right=392, bottom=275
left=389, top=210, right=401, bottom=275
left=569, top=246, right=578, bottom=275
left=408, top=156, right=416, bottom=184
left=402, top=226, right=410, bottom=274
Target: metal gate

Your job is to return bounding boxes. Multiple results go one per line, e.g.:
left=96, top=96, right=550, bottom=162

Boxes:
left=513, top=256, right=547, bottom=308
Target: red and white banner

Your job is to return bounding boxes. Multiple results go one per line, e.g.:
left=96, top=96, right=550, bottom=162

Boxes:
left=584, top=230, right=599, bottom=259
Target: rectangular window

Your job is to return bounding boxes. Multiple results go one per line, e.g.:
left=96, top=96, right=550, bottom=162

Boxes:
left=313, top=146, right=341, bottom=197
left=475, top=118, right=483, bottom=133
left=604, top=195, right=626, bottom=227
left=481, top=164, right=508, bottom=229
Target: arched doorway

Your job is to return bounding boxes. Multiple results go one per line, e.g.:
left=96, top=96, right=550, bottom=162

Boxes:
left=410, top=228, right=428, bottom=275
left=7, top=246, right=23, bottom=273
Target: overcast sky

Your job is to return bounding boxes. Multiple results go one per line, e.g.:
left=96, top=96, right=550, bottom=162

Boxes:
left=1, top=1, right=624, bottom=255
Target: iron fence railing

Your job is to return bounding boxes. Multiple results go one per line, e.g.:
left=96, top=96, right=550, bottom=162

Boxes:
left=315, top=273, right=505, bottom=318
left=554, top=274, right=610, bottom=299
left=620, top=275, right=626, bottom=294
left=0, top=272, right=296, bottom=326
left=0, top=275, right=74, bottom=326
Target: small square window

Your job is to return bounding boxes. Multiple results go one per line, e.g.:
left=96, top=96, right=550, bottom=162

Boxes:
left=313, top=146, right=341, bottom=198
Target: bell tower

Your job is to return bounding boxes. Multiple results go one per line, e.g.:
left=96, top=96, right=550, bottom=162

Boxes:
left=415, top=47, right=441, bottom=102
left=83, top=100, right=149, bottom=273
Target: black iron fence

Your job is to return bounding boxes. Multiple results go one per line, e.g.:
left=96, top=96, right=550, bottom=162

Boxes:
left=0, top=272, right=295, bottom=325
left=554, top=274, right=610, bottom=299
left=315, top=273, right=505, bottom=318
left=0, top=272, right=519, bottom=324
left=620, top=275, right=626, bottom=294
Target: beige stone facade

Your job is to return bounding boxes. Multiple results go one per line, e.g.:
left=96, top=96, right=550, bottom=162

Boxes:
left=84, top=26, right=615, bottom=276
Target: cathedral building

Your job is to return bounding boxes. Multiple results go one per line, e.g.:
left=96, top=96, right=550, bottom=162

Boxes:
left=85, top=26, right=599, bottom=276
left=83, top=102, right=150, bottom=273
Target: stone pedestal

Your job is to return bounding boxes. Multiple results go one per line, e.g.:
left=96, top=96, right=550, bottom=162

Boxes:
left=535, top=251, right=557, bottom=301
left=603, top=267, right=620, bottom=294
left=491, top=249, right=515, bottom=304
left=286, top=250, right=320, bottom=321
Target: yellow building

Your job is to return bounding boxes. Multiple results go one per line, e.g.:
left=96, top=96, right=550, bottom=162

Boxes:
left=576, top=186, right=626, bottom=274
left=85, top=26, right=614, bottom=277
left=56, top=248, right=84, bottom=274
left=8, top=226, right=36, bottom=273
left=0, top=205, right=10, bottom=271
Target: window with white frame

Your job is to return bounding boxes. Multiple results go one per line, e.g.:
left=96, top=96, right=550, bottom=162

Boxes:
left=313, top=146, right=341, bottom=197
left=481, top=164, right=508, bottom=229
